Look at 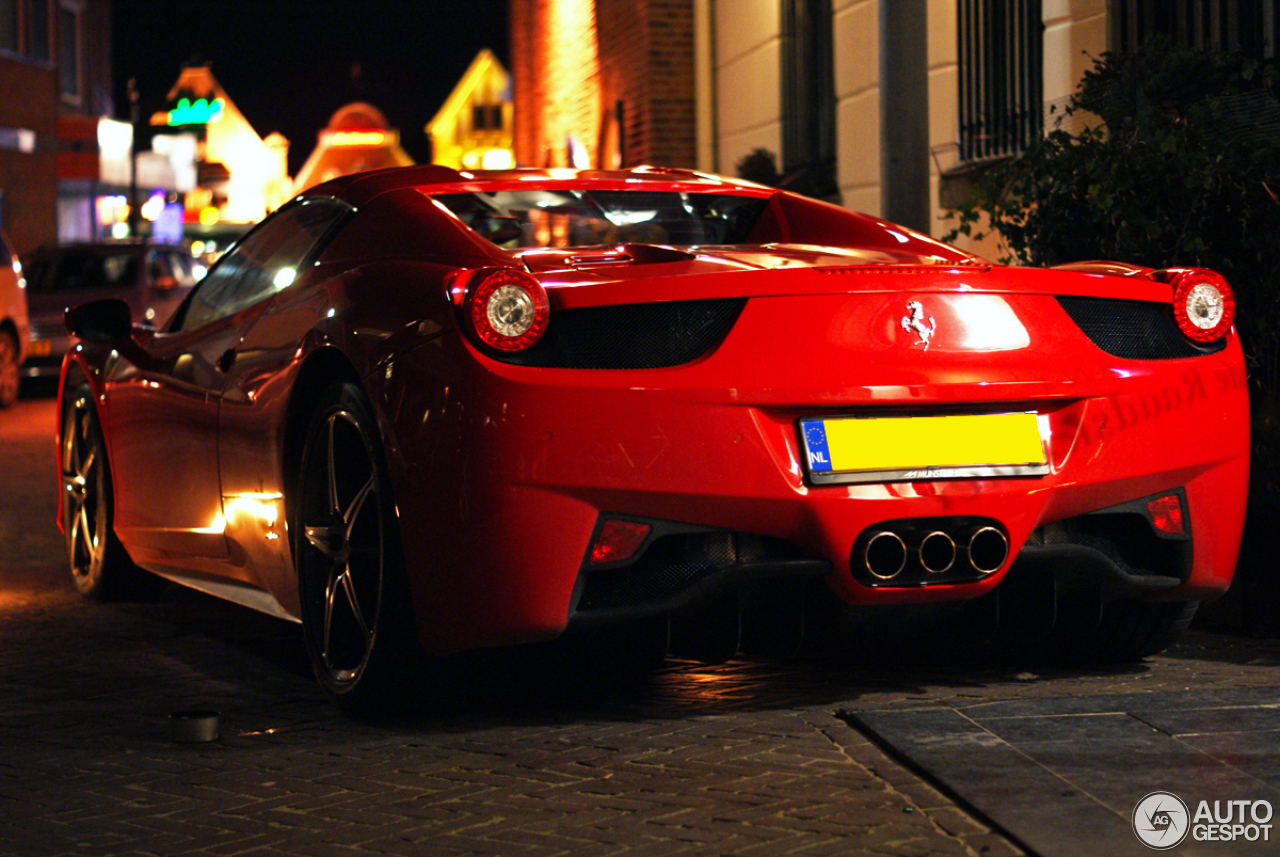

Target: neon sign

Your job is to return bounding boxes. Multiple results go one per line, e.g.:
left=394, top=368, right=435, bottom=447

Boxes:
left=167, top=97, right=225, bottom=126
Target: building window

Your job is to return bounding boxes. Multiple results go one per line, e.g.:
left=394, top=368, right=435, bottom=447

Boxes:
left=0, top=0, right=16, bottom=52
left=58, top=1, right=80, bottom=102
left=1110, top=0, right=1279, bottom=58
left=30, top=0, right=50, bottom=61
left=957, top=0, right=1044, bottom=162
left=780, top=0, right=837, bottom=198
left=472, top=104, right=503, bottom=132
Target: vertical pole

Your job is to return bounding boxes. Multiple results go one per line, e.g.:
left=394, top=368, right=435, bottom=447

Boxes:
left=880, top=0, right=930, bottom=232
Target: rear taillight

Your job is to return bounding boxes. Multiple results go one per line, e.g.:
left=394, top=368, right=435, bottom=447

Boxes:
left=458, top=268, right=550, bottom=352
left=1169, top=268, right=1235, bottom=343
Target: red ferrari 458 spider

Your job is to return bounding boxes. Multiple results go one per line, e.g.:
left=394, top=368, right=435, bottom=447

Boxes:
left=58, top=166, right=1248, bottom=711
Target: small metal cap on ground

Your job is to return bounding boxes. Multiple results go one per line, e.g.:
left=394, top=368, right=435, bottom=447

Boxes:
left=169, top=709, right=220, bottom=743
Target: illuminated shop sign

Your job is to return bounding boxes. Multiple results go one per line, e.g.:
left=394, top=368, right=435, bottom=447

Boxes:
left=329, top=130, right=387, bottom=146
left=168, top=97, right=225, bottom=126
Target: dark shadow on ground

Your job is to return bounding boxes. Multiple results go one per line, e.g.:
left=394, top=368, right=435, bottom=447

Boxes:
left=20, top=563, right=1278, bottom=743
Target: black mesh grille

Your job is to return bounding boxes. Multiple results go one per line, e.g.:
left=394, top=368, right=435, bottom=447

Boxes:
left=1055, top=296, right=1225, bottom=359
left=578, top=532, right=809, bottom=613
left=490, top=298, right=746, bottom=369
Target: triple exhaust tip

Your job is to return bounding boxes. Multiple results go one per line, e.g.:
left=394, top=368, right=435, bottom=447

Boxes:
left=864, top=525, right=1009, bottom=580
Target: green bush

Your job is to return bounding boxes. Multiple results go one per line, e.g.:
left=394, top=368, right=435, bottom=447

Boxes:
left=945, top=41, right=1280, bottom=484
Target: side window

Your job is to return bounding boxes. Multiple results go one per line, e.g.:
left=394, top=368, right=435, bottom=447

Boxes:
left=180, top=199, right=350, bottom=332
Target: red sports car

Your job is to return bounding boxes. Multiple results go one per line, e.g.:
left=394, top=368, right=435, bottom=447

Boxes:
left=58, top=166, right=1249, bottom=711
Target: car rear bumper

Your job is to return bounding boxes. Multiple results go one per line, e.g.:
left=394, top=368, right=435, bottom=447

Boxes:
left=378, top=299, right=1249, bottom=655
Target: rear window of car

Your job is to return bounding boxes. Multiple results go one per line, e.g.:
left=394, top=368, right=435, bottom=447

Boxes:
left=433, top=190, right=770, bottom=250
left=26, top=251, right=138, bottom=291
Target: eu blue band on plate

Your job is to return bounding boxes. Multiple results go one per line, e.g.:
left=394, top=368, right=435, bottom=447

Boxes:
left=800, top=419, right=834, bottom=473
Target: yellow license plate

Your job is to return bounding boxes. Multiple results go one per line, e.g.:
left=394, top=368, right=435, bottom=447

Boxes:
left=800, top=412, right=1048, bottom=485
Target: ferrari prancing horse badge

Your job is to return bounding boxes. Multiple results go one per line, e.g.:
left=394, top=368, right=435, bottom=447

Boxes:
left=901, top=300, right=936, bottom=349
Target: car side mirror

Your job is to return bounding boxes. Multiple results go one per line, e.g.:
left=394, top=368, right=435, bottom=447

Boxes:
left=65, top=298, right=133, bottom=346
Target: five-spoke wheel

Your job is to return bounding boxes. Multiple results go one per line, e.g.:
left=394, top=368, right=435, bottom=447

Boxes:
left=295, top=382, right=419, bottom=712
left=60, top=380, right=163, bottom=600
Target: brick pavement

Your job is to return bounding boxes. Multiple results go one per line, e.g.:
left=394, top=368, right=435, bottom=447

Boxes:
left=4, top=396, right=1279, bottom=857
left=0, top=556, right=1027, bottom=857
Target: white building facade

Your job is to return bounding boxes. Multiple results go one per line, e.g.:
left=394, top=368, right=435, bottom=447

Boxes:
left=695, top=1, right=1276, bottom=242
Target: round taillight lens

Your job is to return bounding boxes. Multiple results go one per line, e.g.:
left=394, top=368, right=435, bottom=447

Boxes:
left=465, top=268, right=550, bottom=351
left=1170, top=268, right=1235, bottom=343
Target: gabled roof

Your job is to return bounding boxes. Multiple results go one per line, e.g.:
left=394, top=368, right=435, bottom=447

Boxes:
left=425, top=49, right=510, bottom=134
left=150, top=64, right=235, bottom=126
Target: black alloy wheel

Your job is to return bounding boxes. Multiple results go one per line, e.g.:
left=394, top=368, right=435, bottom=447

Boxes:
left=295, top=382, right=420, bottom=713
left=60, top=381, right=163, bottom=600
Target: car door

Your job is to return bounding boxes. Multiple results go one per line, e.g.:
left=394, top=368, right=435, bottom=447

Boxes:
left=211, top=198, right=353, bottom=602
left=105, top=201, right=343, bottom=581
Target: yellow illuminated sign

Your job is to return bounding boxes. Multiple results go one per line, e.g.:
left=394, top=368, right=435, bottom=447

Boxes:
left=330, top=130, right=387, bottom=146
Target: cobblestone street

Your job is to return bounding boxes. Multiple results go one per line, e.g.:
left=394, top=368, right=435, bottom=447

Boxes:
left=4, top=397, right=1279, bottom=857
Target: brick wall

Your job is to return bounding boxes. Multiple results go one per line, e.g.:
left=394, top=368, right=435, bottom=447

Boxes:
left=511, top=0, right=602, bottom=167
left=0, top=57, right=59, bottom=253
left=511, top=0, right=695, bottom=170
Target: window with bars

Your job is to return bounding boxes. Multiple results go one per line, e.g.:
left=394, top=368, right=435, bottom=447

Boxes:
left=780, top=0, right=837, bottom=199
left=1111, top=0, right=1279, bottom=58
left=957, top=0, right=1044, bottom=162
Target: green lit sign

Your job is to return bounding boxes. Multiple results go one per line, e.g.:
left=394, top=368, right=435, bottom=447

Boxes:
left=167, top=97, right=225, bottom=126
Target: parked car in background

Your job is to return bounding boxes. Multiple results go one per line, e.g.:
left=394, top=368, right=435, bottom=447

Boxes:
left=0, top=230, right=29, bottom=406
left=21, top=243, right=203, bottom=380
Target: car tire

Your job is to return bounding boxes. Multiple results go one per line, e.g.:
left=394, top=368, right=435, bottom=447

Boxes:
left=294, top=381, right=424, bottom=715
left=60, top=382, right=167, bottom=601
left=0, top=330, right=19, bottom=407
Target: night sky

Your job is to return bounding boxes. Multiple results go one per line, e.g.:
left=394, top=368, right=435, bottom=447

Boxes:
left=111, top=0, right=511, bottom=174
